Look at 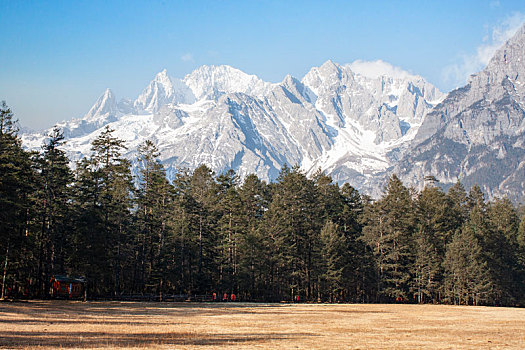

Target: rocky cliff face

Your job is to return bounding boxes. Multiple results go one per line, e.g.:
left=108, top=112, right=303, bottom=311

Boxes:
left=395, top=24, right=525, bottom=202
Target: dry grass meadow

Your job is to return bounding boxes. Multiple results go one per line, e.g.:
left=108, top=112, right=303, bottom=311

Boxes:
left=0, top=300, right=524, bottom=349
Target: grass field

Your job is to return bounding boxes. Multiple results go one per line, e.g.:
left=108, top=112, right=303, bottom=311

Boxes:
left=0, top=301, right=524, bottom=349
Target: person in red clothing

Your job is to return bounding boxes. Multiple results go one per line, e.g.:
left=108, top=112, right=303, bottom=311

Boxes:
left=212, top=292, right=217, bottom=301
left=231, top=293, right=236, bottom=302
left=223, top=293, right=228, bottom=301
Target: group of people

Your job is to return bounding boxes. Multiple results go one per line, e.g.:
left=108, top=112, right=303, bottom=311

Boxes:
left=212, top=293, right=236, bottom=302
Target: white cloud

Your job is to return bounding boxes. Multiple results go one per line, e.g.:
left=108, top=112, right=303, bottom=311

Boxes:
left=442, top=12, right=525, bottom=90
left=347, top=59, right=416, bottom=80
left=181, top=53, right=194, bottom=62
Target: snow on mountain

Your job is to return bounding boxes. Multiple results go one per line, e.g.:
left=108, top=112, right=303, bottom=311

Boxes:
left=394, top=23, right=525, bottom=202
left=22, top=88, right=123, bottom=149
left=301, top=60, right=444, bottom=189
left=134, top=69, right=195, bottom=112
left=84, top=88, right=118, bottom=123
left=183, top=65, right=274, bottom=100
left=21, top=61, right=443, bottom=194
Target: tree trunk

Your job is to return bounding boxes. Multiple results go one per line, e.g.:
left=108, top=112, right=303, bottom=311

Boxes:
left=1, top=241, right=9, bottom=299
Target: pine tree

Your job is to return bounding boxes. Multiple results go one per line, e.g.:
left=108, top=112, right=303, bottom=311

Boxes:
left=444, top=187, right=498, bottom=305
left=214, top=169, right=244, bottom=294
left=339, top=183, right=376, bottom=302
left=447, top=181, right=468, bottom=230
left=263, top=166, right=323, bottom=301
left=320, top=220, right=347, bottom=302
left=443, top=223, right=489, bottom=305
left=134, top=140, right=174, bottom=297
left=169, top=169, right=201, bottom=294
left=71, top=126, right=132, bottom=296
left=485, top=198, right=520, bottom=304
left=466, top=184, right=486, bottom=212
left=190, top=165, right=219, bottom=294
left=412, top=186, right=455, bottom=303
left=361, top=174, right=415, bottom=301
left=33, top=127, right=73, bottom=296
left=237, top=174, right=270, bottom=300
left=0, top=102, right=36, bottom=299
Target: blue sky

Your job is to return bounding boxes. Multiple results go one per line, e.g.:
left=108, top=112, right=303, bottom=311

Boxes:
left=1, top=0, right=524, bottom=130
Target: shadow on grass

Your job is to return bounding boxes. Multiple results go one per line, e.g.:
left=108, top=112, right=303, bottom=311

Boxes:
left=0, top=318, right=173, bottom=326
left=0, top=300, right=297, bottom=319
left=0, top=330, right=316, bottom=348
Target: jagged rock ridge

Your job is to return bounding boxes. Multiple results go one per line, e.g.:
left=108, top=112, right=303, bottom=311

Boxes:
left=22, top=60, right=444, bottom=191
left=394, top=24, right=525, bottom=202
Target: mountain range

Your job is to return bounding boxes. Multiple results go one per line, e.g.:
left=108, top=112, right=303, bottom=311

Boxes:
left=21, top=24, right=525, bottom=202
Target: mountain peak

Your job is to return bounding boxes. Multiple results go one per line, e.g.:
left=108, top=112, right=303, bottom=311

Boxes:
left=282, top=74, right=298, bottom=85
left=84, top=88, right=118, bottom=122
left=397, top=22, right=525, bottom=202
left=469, top=22, right=525, bottom=88
left=134, top=69, right=195, bottom=112
left=302, top=60, right=352, bottom=95
left=183, top=64, right=272, bottom=100
left=319, top=59, right=343, bottom=73
left=155, top=68, right=168, bottom=78
left=102, top=88, right=114, bottom=98
left=153, top=69, right=173, bottom=88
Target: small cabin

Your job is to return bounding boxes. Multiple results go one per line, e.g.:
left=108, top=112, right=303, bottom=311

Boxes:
left=50, top=275, right=86, bottom=299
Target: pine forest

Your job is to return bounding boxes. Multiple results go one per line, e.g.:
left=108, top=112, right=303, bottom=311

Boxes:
left=1, top=102, right=525, bottom=306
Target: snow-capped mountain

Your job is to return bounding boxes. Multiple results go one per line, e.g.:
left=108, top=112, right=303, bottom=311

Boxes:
left=183, top=65, right=274, bottom=100
left=300, top=60, right=443, bottom=190
left=134, top=69, right=195, bottom=112
left=394, top=23, right=525, bottom=202
left=22, top=60, right=443, bottom=192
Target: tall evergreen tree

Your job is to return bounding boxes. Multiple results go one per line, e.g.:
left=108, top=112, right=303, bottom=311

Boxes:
left=237, top=174, right=270, bottom=300
left=170, top=169, right=201, bottom=294
left=320, top=219, right=348, bottom=301
left=33, top=127, right=73, bottom=296
left=190, top=165, right=219, bottom=294
left=412, top=186, right=455, bottom=303
left=0, top=102, right=35, bottom=299
left=134, top=140, right=174, bottom=297
left=444, top=187, right=505, bottom=305
left=214, top=170, right=244, bottom=294
left=361, top=174, right=415, bottom=301
left=443, top=219, right=490, bottom=305
left=485, top=198, right=520, bottom=304
left=263, top=166, right=323, bottom=301
left=71, top=126, right=132, bottom=296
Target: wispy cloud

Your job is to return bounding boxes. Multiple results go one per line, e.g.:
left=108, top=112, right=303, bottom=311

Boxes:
left=181, top=53, right=194, bottom=62
left=490, top=1, right=501, bottom=9
left=347, top=60, right=415, bottom=80
left=442, top=12, right=525, bottom=89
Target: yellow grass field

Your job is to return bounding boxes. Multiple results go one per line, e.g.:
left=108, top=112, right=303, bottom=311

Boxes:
left=0, top=301, right=524, bottom=349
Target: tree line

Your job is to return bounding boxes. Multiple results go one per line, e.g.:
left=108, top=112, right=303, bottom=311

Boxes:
left=1, top=102, right=524, bottom=305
